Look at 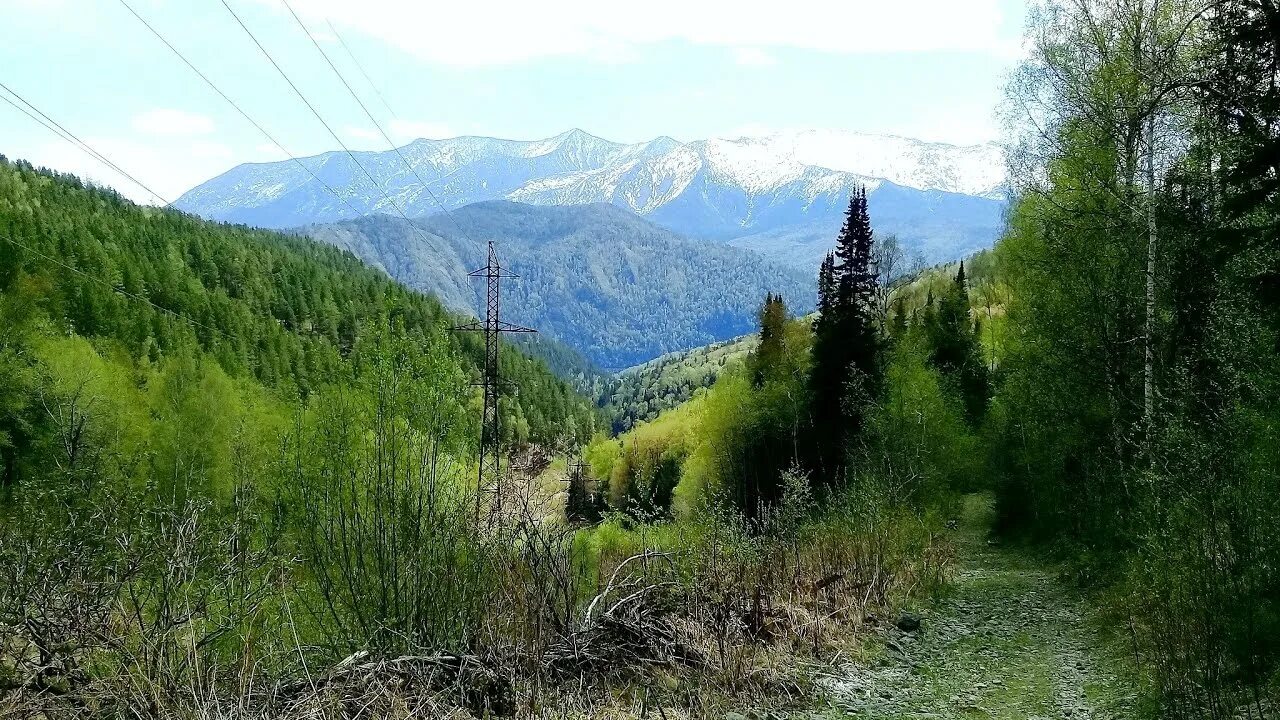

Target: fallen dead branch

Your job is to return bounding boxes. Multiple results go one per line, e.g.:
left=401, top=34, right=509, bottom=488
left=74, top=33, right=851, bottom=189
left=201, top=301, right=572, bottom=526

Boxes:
left=546, top=550, right=702, bottom=677
left=273, top=651, right=514, bottom=718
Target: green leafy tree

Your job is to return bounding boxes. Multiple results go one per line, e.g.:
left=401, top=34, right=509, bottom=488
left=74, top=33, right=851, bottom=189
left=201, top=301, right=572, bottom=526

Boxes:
left=990, top=1, right=1280, bottom=714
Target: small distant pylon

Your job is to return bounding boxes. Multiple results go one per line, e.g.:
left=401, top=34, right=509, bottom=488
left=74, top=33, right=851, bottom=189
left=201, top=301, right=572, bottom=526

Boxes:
left=454, top=241, right=535, bottom=527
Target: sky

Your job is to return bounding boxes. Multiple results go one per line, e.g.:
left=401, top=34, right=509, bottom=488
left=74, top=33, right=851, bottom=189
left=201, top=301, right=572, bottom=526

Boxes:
left=0, top=0, right=1028, bottom=204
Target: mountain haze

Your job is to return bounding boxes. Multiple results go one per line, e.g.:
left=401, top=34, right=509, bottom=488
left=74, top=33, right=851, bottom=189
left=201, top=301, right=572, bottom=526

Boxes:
left=177, top=130, right=1006, bottom=269
left=304, top=201, right=816, bottom=369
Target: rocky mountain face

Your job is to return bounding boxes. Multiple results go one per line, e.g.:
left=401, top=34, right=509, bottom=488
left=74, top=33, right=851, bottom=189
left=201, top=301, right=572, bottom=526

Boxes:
left=178, top=129, right=1005, bottom=270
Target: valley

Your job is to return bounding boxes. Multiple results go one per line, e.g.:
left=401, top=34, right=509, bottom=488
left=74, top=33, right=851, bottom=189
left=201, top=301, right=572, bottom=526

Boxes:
left=2, top=1, right=1277, bottom=719
left=303, top=200, right=813, bottom=369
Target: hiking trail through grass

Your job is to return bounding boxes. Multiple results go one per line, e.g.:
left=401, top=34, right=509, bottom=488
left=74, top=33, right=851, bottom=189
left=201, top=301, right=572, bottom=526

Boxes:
left=811, top=493, right=1140, bottom=720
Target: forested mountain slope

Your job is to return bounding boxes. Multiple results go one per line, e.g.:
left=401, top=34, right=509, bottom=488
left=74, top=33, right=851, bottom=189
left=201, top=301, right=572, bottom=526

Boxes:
left=0, top=155, right=600, bottom=489
left=608, top=333, right=757, bottom=432
left=305, top=201, right=816, bottom=369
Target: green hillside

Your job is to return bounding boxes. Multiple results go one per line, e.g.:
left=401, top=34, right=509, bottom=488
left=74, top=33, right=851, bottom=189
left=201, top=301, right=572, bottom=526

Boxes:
left=0, top=155, right=600, bottom=491
left=607, top=333, right=756, bottom=432
left=307, top=202, right=817, bottom=370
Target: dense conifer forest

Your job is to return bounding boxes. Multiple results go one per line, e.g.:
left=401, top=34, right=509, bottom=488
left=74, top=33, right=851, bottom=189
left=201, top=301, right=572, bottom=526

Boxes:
left=0, top=155, right=600, bottom=473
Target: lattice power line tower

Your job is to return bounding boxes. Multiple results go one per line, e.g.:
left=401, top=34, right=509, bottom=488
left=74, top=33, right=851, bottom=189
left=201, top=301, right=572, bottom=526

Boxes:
left=455, top=241, right=535, bottom=526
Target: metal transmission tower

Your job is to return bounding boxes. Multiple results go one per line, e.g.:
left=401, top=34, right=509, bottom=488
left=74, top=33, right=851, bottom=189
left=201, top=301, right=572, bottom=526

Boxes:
left=455, top=241, right=535, bottom=526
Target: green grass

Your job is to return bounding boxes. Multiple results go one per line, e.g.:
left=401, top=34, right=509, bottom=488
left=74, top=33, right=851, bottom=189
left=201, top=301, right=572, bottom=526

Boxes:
left=808, top=493, right=1140, bottom=719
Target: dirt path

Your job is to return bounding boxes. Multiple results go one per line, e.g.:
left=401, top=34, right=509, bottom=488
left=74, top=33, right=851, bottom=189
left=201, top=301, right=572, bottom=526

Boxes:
left=813, top=493, right=1139, bottom=720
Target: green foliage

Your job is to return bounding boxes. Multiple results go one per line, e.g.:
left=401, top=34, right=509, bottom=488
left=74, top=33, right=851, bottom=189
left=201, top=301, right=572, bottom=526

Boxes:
left=0, top=155, right=970, bottom=715
left=564, top=459, right=602, bottom=523
left=922, top=263, right=990, bottom=423
left=602, top=279, right=971, bottom=528
left=693, top=308, right=812, bottom=520
left=0, top=157, right=599, bottom=469
left=288, top=325, right=485, bottom=654
left=608, top=332, right=757, bottom=432
left=870, top=325, right=981, bottom=499
left=987, top=1, right=1280, bottom=714
left=0, top=157, right=602, bottom=695
left=585, top=397, right=705, bottom=519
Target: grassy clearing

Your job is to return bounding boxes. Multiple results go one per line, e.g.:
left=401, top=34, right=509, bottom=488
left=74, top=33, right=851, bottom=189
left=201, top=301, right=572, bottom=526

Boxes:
left=810, top=494, right=1140, bottom=720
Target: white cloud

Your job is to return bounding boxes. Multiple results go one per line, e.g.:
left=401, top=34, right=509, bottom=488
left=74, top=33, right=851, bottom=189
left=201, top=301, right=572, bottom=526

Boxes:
left=388, top=119, right=454, bottom=141
left=254, top=143, right=289, bottom=161
left=131, top=108, right=215, bottom=137
left=344, top=126, right=382, bottom=145
left=268, top=0, right=1010, bottom=66
left=732, top=47, right=776, bottom=67
left=30, top=135, right=239, bottom=205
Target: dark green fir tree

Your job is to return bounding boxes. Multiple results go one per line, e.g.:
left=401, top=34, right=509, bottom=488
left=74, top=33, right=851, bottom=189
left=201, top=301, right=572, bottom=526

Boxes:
left=808, top=187, right=883, bottom=489
left=927, top=262, right=989, bottom=423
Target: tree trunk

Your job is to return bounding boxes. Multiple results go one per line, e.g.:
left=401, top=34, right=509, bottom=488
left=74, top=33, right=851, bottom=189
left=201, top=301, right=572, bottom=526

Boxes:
left=1144, top=114, right=1156, bottom=425
left=1, top=448, right=14, bottom=491
left=1143, top=11, right=1158, bottom=453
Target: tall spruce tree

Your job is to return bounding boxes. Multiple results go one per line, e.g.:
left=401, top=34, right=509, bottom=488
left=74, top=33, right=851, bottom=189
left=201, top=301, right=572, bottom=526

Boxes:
left=926, top=262, right=989, bottom=423
left=889, top=298, right=909, bottom=340
left=816, top=253, right=836, bottom=324
left=565, top=460, right=600, bottom=522
left=751, top=292, right=788, bottom=387
left=808, top=188, right=883, bottom=489
left=728, top=292, right=805, bottom=519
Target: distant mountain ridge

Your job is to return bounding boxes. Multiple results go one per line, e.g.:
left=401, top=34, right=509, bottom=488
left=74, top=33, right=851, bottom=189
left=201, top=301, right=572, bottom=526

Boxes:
left=177, top=129, right=1006, bottom=268
left=304, top=200, right=816, bottom=369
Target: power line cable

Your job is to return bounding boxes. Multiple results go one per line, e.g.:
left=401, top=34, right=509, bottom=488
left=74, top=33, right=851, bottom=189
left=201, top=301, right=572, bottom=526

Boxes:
left=0, top=231, right=226, bottom=340
left=0, top=92, right=81, bottom=150
left=280, top=0, right=476, bottom=242
left=0, top=92, right=82, bottom=153
left=326, top=19, right=398, bottom=121
left=0, top=83, right=230, bottom=340
left=115, top=0, right=367, bottom=220
left=0, top=81, right=171, bottom=205
left=117, top=0, right=363, bottom=217
left=219, top=0, right=418, bottom=225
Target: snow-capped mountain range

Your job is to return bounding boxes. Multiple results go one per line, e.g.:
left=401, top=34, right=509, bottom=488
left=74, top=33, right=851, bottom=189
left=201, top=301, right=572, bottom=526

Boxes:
left=175, top=129, right=1008, bottom=268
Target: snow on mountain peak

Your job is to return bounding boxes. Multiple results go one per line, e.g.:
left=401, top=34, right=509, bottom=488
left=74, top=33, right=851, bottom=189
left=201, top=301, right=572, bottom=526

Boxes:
left=758, top=129, right=1006, bottom=196
left=175, top=128, right=1008, bottom=250
left=520, top=128, right=623, bottom=166
left=697, top=136, right=808, bottom=193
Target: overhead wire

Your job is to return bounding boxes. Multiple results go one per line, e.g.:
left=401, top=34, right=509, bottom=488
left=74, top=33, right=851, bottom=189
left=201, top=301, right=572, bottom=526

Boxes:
left=279, top=0, right=477, bottom=243
left=218, top=0, right=421, bottom=227
left=0, top=81, right=171, bottom=205
left=0, top=0, right=490, bottom=346
left=115, top=0, right=367, bottom=220
left=0, top=71, right=239, bottom=341
left=327, top=19, right=397, bottom=121
left=0, top=92, right=81, bottom=156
